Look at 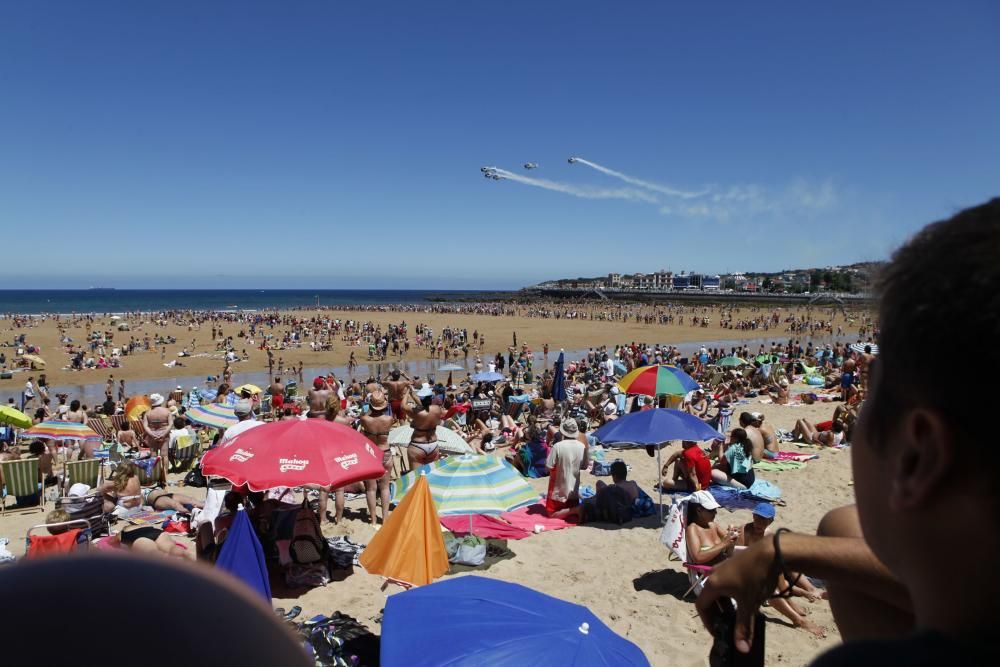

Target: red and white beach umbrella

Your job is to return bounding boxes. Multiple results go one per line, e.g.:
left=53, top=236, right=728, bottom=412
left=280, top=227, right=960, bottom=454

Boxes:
left=201, top=419, right=384, bottom=491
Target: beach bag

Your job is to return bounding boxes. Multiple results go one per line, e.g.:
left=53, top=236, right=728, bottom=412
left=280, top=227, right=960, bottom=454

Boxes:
left=184, top=463, right=207, bottom=488
left=56, top=494, right=111, bottom=537
left=445, top=534, right=486, bottom=566
left=290, top=502, right=327, bottom=565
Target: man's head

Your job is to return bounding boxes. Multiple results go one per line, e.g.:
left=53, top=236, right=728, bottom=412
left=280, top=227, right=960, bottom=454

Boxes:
left=610, top=460, right=628, bottom=482
left=750, top=502, right=775, bottom=532
left=312, top=377, right=325, bottom=390
left=853, top=199, right=1000, bottom=578
left=234, top=400, right=253, bottom=420
left=738, top=411, right=755, bottom=427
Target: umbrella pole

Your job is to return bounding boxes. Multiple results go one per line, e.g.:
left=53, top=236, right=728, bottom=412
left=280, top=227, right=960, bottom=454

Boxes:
left=657, top=444, right=664, bottom=525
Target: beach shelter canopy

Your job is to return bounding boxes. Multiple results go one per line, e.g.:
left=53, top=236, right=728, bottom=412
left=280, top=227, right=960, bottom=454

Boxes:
left=23, top=420, right=101, bottom=442
left=388, top=425, right=472, bottom=455
left=755, top=354, right=781, bottom=364
left=850, top=342, right=879, bottom=355
left=215, top=507, right=271, bottom=603
left=359, top=474, right=449, bottom=588
left=381, top=576, right=650, bottom=666
left=716, top=356, right=748, bottom=367
left=593, top=408, right=724, bottom=447
left=617, top=365, right=698, bottom=397
left=21, top=354, right=46, bottom=368
left=201, top=419, right=384, bottom=491
left=391, top=454, right=538, bottom=516
left=471, top=371, right=504, bottom=382
left=235, top=384, right=262, bottom=396
left=437, top=363, right=465, bottom=372
left=0, top=405, right=32, bottom=429
left=186, top=404, right=238, bottom=430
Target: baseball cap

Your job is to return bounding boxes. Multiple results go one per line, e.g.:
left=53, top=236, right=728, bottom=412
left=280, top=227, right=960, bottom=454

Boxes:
left=751, top=502, right=776, bottom=519
left=689, top=490, right=721, bottom=511
left=749, top=411, right=764, bottom=422
left=313, top=377, right=325, bottom=389
left=234, top=400, right=253, bottom=416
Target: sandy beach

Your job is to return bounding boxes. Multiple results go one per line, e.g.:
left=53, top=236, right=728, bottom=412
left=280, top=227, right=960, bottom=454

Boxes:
left=1, top=303, right=865, bottom=395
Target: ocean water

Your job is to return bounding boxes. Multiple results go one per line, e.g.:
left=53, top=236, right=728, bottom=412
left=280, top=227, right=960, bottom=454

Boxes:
left=0, top=289, right=492, bottom=315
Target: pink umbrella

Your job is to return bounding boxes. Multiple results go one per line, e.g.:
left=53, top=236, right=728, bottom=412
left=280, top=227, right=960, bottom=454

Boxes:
left=202, top=419, right=384, bottom=491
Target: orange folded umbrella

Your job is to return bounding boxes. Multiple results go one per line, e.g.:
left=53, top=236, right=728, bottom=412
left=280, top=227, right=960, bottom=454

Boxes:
left=125, top=395, right=151, bottom=421
left=359, top=474, right=449, bottom=588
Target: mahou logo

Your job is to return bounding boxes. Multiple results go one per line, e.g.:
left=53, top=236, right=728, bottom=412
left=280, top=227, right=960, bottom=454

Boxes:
left=335, top=453, right=358, bottom=470
left=230, top=449, right=254, bottom=463
left=279, top=458, right=309, bottom=473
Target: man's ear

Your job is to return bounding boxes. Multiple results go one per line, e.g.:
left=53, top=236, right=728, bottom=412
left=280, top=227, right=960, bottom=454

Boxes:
left=888, top=408, right=955, bottom=511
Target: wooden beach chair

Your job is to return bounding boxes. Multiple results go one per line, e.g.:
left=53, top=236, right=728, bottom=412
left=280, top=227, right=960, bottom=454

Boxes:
left=1, top=458, right=44, bottom=516
left=87, top=417, right=116, bottom=443
left=62, top=458, right=101, bottom=496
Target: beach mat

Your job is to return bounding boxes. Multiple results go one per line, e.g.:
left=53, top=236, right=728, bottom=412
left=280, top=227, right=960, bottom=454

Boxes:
left=755, top=460, right=806, bottom=472
left=439, top=515, right=532, bottom=540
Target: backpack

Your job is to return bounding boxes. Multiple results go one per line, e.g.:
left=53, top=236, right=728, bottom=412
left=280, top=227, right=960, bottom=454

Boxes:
left=289, top=501, right=327, bottom=565
left=184, top=463, right=207, bottom=488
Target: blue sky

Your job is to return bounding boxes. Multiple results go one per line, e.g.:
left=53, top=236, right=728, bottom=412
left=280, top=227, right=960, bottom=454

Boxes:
left=2, top=1, right=998, bottom=289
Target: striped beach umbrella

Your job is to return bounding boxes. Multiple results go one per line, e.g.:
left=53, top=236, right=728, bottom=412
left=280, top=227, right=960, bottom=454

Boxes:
left=850, top=342, right=879, bottom=355
left=617, top=364, right=699, bottom=397
left=185, top=404, right=238, bottom=430
left=23, top=420, right=101, bottom=442
left=391, top=454, right=539, bottom=516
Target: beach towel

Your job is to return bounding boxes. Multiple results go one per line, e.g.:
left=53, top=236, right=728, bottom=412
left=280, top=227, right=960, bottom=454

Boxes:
left=27, top=529, right=84, bottom=558
left=439, top=515, right=532, bottom=540
left=755, top=460, right=806, bottom=472
left=707, top=480, right=782, bottom=509
left=126, top=509, right=175, bottom=525
left=500, top=503, right=577, bottom=533
left=770, top=450, right=817, bottom=462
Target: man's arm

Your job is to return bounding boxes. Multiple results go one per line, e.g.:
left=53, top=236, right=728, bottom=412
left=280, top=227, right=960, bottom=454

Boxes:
left=696, top=532, right=909, bottom=654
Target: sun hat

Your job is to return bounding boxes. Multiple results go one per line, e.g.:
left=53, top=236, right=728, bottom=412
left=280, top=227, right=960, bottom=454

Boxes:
left=149, top=393, right=165, bottom=407
left=368, top=391, right=388, bottom=411
left=603, top=403, right=617, bottom=416
left=689, top=490, right=721, bottom=511
left=234, top=400, right=253, bottom=416
left=751, top=502, right=776, bottom=519
left=559, top=418, right=579, bottom=438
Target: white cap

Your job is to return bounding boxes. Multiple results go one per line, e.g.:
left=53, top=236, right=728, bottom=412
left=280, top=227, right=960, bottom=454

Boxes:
left=689, top=490, right=721, bottom=511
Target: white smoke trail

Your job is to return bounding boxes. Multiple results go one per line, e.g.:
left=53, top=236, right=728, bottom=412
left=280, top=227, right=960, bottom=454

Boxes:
left=492, top=168, right=658, bottom=204
left=571, top=158, right=709, bottom=199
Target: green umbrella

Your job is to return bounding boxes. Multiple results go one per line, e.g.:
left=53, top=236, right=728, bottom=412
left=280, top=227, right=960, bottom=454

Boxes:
left=716, top=356, right=747, bottom=367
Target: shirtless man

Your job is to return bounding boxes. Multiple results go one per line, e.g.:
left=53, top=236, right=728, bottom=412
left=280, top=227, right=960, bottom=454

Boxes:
left=359, top=391, right=394, bottom=525
left=407, top=404, right=443, bottom=470
left=857, top=345, right=874, bottom=392
left=747, top=412, right=779, bottom=457
left=268, top=376, right=284, bottom=415
left=306, top=377, right=331, bottom=419
left=737, top=412, right=767, bottom=462
left=383, top=370, right=413, bottom=422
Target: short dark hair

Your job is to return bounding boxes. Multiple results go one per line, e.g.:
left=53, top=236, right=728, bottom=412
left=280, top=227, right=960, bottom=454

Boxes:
left=869, top=199, right=999, bottom=446
left=610, top=460, right=628, bottom=480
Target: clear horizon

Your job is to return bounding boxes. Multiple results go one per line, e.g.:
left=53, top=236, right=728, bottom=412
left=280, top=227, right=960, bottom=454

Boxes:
left=2, top=2, right=997, bottom=289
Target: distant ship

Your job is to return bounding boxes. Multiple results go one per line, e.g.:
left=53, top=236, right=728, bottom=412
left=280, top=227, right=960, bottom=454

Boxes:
left=87, top=287, right=116, bottom=291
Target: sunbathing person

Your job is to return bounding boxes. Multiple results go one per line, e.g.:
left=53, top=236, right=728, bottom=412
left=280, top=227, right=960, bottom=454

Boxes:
left=117, top=525, right=194, bottom=560
left=792, top=418, right=846, bottom=447
left=101, top=462, right=204, bottom=513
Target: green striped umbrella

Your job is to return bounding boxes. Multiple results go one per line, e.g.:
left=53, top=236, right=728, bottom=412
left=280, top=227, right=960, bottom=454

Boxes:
left=391, top=454, right=538, bottom=516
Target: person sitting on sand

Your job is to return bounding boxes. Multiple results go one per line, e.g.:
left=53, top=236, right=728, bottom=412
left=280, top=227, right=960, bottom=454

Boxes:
left=711, top=428, right=756, bottom=490
left=507, top=422, right=549, bottom=478
left=659, top=440, right=712, bottom=492
left=738, top=412, right=767, bottom=462
left=100, top=461, right=204, bottom=514
left=565, top=460, right=650, bottom=524
left=792, top=418, right=846, bottom=447
left=731, top=502, right=827, bottom=638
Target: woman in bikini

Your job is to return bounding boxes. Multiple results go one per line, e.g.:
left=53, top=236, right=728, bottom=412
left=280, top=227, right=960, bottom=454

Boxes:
left=407, top=404, right=443, bottom=470
left=359, top=392, right=394, bottom=525
left=100, top=461, right=204, bottom=514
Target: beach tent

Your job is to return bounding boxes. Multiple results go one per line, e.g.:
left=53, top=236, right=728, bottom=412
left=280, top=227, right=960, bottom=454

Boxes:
left=21, top=354, right=45, bottom=369
left=359, top=474, right=448, bottom=588
left=215, top=507, right=271, bottom=603
left=380, top=576, right=650, bottom=666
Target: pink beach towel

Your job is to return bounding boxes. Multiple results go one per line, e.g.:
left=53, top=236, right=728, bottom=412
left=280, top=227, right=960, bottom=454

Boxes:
left=439, top=515, right=532, bottom=540
left=774, top=451, right=819, bottom=462
left=500, top=503, right=577, bottom=532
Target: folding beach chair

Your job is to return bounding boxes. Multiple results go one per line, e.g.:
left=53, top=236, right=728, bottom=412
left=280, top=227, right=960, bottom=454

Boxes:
left=63, top=458, right=101, bottom=496
left=1, top=458, right=44, bottom=516
left=129, top=418, right=146, bottom=441
left=169, top=435, right=197, bottom=472
left=25, top=519, right=92, bottom=558
left=87, top=417, right=116, bottom=443
left=56, top=492, right=112, bottom=537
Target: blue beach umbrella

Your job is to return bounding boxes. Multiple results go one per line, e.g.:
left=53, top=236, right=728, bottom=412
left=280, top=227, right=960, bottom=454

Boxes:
left=381, top=576, right=650, bottom=666
left=471, top=371, right=504, bottom=382
left=551, top=351, right=567, bottom=402
left=215, top=508, right=271, bottom=603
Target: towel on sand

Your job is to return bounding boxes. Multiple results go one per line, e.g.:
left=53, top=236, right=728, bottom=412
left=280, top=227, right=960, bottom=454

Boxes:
left=439, top=503, right=577, bottom=540
left=755, top=460, right=806, bottom=472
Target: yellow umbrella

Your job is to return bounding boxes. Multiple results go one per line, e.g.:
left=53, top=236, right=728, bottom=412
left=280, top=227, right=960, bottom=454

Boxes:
left=235, top=383, right=263, bottom=396
left=21, top=354, right=46, bottom=369
left=0, top=405, right=32, bottom=429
